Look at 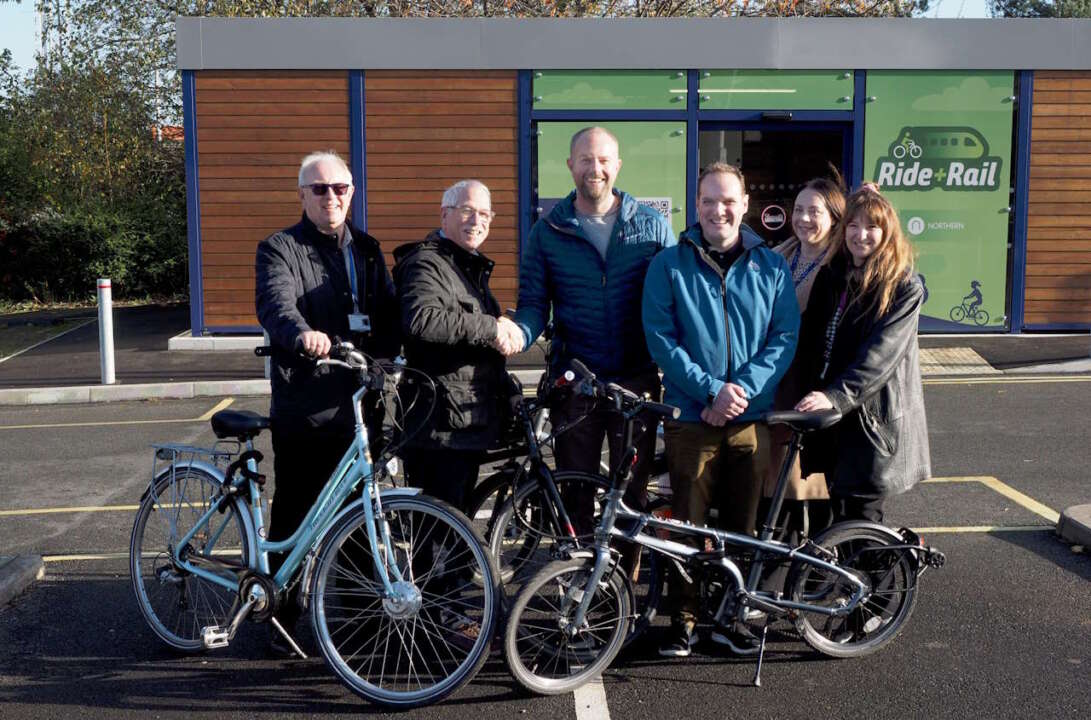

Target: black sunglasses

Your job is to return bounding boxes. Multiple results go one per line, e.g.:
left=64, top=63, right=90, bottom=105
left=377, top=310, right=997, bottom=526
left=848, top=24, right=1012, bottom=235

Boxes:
left=304, top=183, right=352, bottom=197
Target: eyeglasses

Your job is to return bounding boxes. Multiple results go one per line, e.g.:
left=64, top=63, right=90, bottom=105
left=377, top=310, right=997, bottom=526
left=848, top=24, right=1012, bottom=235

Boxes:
left=303, top=183, right=352, bottom=197
left=445, top=205, right=495, bottom=223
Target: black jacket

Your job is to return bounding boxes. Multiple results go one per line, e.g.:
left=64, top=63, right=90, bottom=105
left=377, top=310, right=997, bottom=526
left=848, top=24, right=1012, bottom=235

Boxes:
left=255, top=214, right=400, bottom=429
left=393, top=232, right=511, bottom=450
left=798, top=254, right=931, bottom=497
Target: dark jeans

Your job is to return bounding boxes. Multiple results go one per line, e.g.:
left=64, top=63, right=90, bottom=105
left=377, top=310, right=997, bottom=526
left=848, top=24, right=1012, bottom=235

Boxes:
left=830, top=494, right=885, bottom=523
left=550, top=370, right=661, bottom=531
left=269, top=421, right=356, bottom=625
left=403, top=448, right=484, bottom=515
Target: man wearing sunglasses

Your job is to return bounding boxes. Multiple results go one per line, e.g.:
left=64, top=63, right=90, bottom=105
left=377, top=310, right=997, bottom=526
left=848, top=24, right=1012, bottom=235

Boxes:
left=255, top=150, right=399, bottom=653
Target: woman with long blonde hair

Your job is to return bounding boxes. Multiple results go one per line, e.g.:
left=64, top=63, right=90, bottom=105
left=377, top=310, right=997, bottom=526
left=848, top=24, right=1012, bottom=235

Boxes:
left=794, top=187, right=930, bottom=522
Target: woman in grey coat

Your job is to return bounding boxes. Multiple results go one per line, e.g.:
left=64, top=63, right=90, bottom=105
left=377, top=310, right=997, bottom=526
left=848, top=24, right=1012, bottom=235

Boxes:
left=795, top=188, right=930, bottom=522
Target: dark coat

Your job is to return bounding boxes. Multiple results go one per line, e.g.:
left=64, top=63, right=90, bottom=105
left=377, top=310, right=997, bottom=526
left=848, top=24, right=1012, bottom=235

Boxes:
left=255, top=214, right=400, bottom=430
left=393, top=232, right=511, bottom=450
left=798, top=254, right=931, bottom=497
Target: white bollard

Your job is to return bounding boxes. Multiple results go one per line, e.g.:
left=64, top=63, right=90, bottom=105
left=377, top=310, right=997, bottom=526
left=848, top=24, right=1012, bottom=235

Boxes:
left=97, top=278, right=116, bottom=385
left=263, top=331, right=271, bottom=380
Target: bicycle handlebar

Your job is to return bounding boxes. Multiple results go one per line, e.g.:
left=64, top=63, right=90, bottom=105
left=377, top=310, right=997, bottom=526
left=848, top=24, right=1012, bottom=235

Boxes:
left=556, top=359, right=680, bottom=420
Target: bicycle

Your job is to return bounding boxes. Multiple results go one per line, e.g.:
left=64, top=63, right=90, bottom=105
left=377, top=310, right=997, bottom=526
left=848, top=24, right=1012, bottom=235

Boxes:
left=466, top=364, right=671, bottom=644
left=129, top=342, right=500, bottom=709
left=502, top=372, right=946, bottom=695
left=950, top=301, right=989, bottom=326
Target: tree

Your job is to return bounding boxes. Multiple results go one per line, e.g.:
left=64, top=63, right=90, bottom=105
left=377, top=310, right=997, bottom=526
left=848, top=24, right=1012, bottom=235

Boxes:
left=989, top=0, right=1091, bottom=16
left=1, top=0, right=933, bottom=303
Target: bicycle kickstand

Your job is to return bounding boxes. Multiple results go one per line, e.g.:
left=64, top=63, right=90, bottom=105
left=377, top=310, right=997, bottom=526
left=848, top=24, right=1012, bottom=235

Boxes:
left=751, top=625, right=769, bottom=688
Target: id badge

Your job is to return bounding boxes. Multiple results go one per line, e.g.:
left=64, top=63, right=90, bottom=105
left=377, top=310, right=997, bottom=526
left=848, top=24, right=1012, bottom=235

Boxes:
left=348, top=313, right=371, bottom=333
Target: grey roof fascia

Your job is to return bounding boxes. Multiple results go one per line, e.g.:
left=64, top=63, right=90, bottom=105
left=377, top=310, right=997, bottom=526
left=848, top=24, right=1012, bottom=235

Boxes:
left=175, top=17, right=1091, bottom=71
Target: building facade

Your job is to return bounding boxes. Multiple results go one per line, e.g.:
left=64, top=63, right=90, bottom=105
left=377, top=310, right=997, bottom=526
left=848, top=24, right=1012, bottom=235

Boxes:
left=176, top=18, right=1091, bottom=335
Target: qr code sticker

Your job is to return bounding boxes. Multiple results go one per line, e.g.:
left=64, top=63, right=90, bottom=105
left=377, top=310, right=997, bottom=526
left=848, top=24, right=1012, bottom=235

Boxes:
left=637, top=197, right=672, bottom=219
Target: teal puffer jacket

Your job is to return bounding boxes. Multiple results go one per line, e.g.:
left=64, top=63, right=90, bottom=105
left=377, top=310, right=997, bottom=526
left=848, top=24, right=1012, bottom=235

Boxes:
left=513, top=190, right=675, bottom=381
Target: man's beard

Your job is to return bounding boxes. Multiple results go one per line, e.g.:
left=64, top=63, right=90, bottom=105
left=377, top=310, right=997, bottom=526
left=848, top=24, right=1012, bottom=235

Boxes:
left=577, top=176, right=610, bottom=203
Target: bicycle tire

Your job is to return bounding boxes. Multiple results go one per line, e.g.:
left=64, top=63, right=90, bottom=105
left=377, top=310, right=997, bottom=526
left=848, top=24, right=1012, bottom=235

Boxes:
left=310, top=495, right=500, bottom=709
left=786, top=524, right=918, bottom=659
left=129, top=465, right=250, bottom=651
left=950, top=305, right=967, bottom=323
left=504, top=557, right=631, bottom=696
left=973, top=308, right=990, bottom=326
left=485, top=471, right=664, bottom=644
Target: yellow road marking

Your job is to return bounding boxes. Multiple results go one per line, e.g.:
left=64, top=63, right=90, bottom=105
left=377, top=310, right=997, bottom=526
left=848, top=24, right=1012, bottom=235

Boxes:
left=44, top=549, right=243, bottom=563
left=914, top=525, right=1050, bottom=534
left=0, top=397, right=237, bottom=431
left=924, top=375, right=1091, bottom=386
left=925, top=475, right=1060, bottom=523
left=0, top=505, right=140, bottom=517
left=198, top=397, right=234, bottom=421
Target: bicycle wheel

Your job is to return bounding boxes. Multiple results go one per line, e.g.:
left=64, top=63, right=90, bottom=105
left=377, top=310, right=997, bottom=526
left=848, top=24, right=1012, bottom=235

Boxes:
left=486, top=471, right=610, bottom=585
left=129, top=465, right=250, bottom=651
left=950, top=305, right=967, bottom=323
left=310, top=495, right=500, bottom=709
left=973, top=308, right=990, bottom=326
left=487, top=471, right=664, bottom=644
left=504, top=557, right=631, bottom=695
left=786, top=524, right=918, bottom=659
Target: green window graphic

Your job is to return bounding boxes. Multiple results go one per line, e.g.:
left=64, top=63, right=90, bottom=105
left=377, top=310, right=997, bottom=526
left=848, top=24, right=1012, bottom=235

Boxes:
left=864, top=72, right=1015, bottom=330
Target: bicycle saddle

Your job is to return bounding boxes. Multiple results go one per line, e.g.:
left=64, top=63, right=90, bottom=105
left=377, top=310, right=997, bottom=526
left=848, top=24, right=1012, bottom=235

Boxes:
left=210, top=410, right=271, bottom=440
left=762, top=409, right=841, bottom=433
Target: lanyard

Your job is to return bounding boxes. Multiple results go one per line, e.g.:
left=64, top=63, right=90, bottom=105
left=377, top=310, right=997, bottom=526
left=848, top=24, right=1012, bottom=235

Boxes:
left=790, top=245, right=827, bottom=287
left=344, top=244, right=361, bottom=314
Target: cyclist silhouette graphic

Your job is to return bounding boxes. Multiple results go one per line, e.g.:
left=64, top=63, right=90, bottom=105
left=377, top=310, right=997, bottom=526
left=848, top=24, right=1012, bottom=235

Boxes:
left=950, top=280, right=989, bottom=326
left=964, top=280, right=983, bottom=314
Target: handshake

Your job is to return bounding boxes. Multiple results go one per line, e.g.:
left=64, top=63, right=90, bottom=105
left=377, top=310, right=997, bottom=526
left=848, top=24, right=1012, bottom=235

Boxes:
left=493, top=316, right=525, bottom=357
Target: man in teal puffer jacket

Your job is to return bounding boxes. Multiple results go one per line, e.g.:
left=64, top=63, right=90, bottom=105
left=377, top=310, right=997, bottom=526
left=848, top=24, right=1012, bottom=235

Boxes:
left=502, top=126, right=674, bottom=515
left=642, top=162, right=798, bottom=658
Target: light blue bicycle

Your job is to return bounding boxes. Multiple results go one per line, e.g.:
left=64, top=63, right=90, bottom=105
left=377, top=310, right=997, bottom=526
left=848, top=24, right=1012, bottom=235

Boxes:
left=128, top=343, right=500, bottom=709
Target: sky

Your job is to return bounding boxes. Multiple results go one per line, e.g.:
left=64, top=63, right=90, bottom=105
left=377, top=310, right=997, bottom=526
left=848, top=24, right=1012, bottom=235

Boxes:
left=0, top=1, right=992, bottom=73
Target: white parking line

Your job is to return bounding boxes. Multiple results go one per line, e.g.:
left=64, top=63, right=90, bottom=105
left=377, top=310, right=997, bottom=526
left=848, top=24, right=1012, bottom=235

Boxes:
left=574, top=676, right=611, bottom=720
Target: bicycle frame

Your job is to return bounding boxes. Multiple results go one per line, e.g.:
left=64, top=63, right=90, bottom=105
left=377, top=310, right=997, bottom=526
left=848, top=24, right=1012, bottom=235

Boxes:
left=567, top=428, right=870, bottom=631
left=152, top=383, right=412, bottom=601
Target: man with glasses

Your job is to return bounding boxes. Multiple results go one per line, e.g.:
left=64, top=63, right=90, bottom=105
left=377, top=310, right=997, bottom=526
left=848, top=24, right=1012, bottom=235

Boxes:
left=393, top=179, right=514, bottom=513
left=255, top=150, right=399, bottom=653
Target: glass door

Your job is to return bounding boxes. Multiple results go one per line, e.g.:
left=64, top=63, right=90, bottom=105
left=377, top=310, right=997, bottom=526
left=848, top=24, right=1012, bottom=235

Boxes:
left=698, top=125, right=850, bottom=247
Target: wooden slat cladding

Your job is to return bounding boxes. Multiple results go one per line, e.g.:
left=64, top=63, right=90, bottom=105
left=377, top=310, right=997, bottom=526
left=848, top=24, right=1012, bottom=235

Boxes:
left=1027, top=71, right=1091, bottom=327
left=365, top=71, right=520, bottom=310
left=195, top=71, right=349, bottom=328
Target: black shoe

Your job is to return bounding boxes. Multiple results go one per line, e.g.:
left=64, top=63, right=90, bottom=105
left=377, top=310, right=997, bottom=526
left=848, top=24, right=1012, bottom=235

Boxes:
left=658, top=622, right=696, bottom=658
left=708, top=625, right=760, bottom=656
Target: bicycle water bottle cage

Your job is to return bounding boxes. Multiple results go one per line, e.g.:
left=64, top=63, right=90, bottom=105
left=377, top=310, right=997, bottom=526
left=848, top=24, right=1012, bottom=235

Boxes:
left=210, top=410, right=271, bottom=441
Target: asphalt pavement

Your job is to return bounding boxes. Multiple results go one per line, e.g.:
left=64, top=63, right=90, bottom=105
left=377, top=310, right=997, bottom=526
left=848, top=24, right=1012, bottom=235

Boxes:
left=1, top=302, right=1090, bottom=666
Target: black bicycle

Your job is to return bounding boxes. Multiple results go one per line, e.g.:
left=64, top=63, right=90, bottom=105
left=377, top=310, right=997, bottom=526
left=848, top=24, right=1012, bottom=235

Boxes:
left=465, top=363, right=671, bottom=644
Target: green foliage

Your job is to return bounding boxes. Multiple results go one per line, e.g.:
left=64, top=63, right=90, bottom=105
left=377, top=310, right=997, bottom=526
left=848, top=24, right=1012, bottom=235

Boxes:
left=1, top=0, right=933, bottom=304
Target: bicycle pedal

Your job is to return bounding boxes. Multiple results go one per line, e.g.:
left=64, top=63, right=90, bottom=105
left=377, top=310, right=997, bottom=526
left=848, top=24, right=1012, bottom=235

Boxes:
left=202, top=625, right=230, bottom=649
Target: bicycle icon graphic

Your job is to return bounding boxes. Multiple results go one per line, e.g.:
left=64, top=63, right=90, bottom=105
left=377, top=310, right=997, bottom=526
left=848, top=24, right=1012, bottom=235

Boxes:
left=893, top=140, right=923, bottom=159
left=950, top=301, right=989, bottom=326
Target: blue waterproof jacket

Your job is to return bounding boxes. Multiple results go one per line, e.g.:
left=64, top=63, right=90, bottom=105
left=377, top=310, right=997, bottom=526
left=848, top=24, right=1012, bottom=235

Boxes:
left=514, top=190, right=675, bottom=381
left=642, top=224, right=799, bottom=423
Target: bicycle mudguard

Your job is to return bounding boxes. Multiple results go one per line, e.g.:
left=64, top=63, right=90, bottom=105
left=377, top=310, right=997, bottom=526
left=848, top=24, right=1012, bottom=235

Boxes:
left=809, top=520, right=925, bottom=572
left=141, top=458, right=226, bottom=502
left=319, top=487, right=425, bottom=539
